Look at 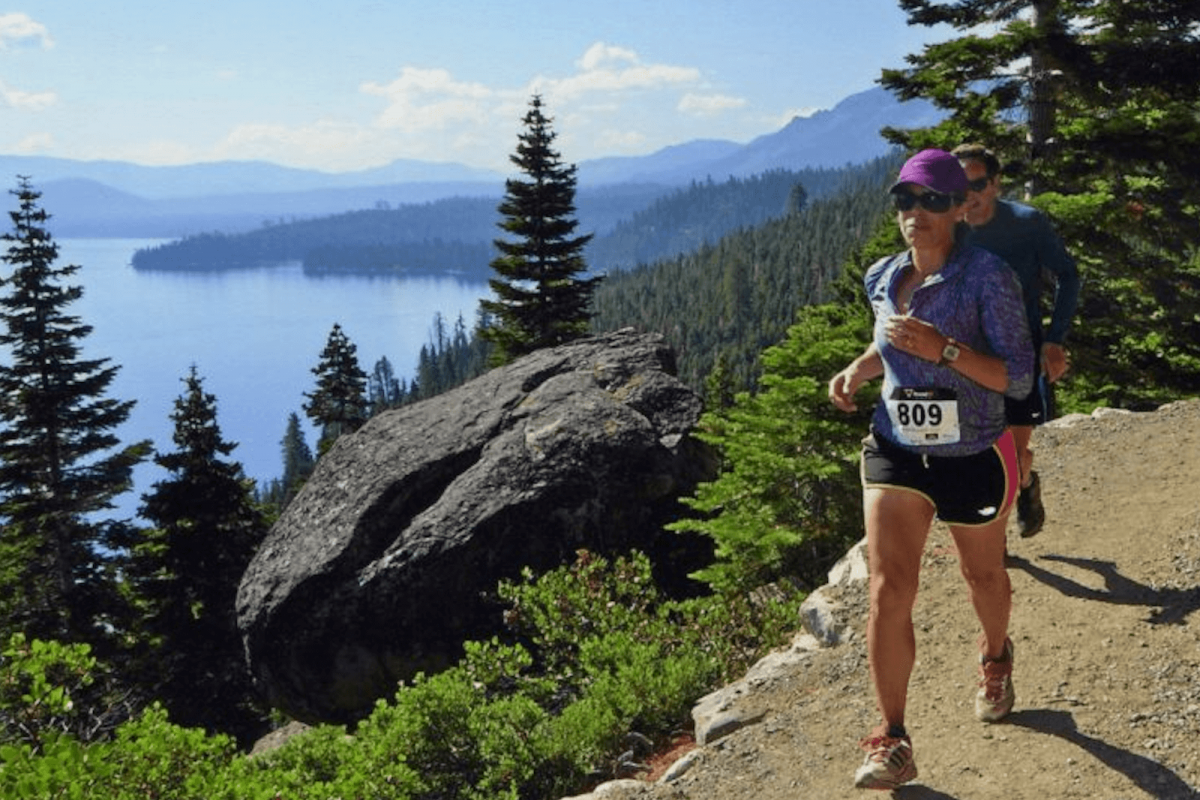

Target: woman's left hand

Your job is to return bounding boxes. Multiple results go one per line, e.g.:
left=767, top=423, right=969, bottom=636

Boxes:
left=885, top=315, right=943, bottom=363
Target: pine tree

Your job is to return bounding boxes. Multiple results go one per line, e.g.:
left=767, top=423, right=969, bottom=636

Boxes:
left=882, top=0, right=1200, bottom=409
left=367, top=355, right=402, bottom=415
left=479, top=95, right=601, bottom=364
left=0, top=177, right=150, bottom=645
left=132, top=366, right=269, bottom=744
left=302, top=322, right=368, bottom=452
left=669, top=303, right=874, bottom=594
left=279, top=410, right=314, bottom=507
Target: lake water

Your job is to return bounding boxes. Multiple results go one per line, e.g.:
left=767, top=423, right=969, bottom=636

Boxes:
left=55, top=238, right=491, bottom=521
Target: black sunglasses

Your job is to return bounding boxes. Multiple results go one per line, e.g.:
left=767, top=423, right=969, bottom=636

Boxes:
left=891, top=190, right=956, bottom=213
left=967, top=176, right=992, bottom=193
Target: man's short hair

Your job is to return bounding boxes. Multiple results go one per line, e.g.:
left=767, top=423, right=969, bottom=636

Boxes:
left=952, top=144, right=1002, bottom=178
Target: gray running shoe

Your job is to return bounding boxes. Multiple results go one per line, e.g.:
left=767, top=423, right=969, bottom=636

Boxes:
left=976, top=638, right=1016, bottom=722
left=854, top=725, right=918, bottom=790
left=1016, top=470, right=1045, bottom=537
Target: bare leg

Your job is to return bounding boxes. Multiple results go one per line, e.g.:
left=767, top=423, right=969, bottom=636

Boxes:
left=1010, top=424, right=1034, bottom=488
left=864, top=487, right=935, bottom=727
left=949, top=515, right=1012, bottom=659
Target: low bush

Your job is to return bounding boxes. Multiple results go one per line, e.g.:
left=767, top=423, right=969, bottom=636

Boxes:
left=0, top=550, right=802, bottom=799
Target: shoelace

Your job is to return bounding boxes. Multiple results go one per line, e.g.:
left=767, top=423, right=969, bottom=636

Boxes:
left=979, top=659, right=1011, bottom=698
left=860, top=733, right=909, bottom=760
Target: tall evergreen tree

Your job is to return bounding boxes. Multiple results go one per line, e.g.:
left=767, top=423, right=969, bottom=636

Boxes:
left=131, top=366, right=269, bottom=744
left=480, top=95, right=601, bottom=365
left=669, top=303, right=874, bottom=594
left=882, top=0, right=1200, bottom=409
left=278, top=410, right=315, bottom=507
left=367, top=356, right=402, bottom=415
left=302, top=322, right=368, bottom=452
left=0, top=177, right=150, bottom=645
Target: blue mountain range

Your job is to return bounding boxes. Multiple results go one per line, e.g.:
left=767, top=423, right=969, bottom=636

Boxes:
left=0, top=87, right=942, bottom=238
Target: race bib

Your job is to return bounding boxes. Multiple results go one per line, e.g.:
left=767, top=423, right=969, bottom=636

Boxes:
left=885, top=387, right=961, bottom=445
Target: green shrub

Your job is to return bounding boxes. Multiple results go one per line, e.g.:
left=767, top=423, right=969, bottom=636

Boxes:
left=1, top=633, right=97, bottom=749
left=0, top=551, right=800, bottom=800
left=0, top=732, right=107, bottom=800
left=242, top=719, right=420, bottom=800
left=100, top=704, right=250, bottom=800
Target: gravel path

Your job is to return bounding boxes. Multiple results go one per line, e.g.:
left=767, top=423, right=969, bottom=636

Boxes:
left=582, top=399, right=1200, bottom=800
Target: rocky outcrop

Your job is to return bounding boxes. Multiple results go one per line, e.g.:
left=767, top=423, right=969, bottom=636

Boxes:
left=236, top=329, right=717, bottom=724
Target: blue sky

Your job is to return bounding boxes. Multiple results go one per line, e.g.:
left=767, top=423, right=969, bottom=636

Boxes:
left=1, top=2, right=949, bottom=173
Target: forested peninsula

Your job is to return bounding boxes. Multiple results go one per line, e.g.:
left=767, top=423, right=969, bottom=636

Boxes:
left=129, top=165, right=873, bottom=277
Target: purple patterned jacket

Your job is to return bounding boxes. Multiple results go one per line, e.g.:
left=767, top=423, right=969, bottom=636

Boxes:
left=865, top=244, right=1035, bottom=456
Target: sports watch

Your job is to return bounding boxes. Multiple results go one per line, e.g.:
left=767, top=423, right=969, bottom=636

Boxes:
left=939, top=338, right=961, bottom=366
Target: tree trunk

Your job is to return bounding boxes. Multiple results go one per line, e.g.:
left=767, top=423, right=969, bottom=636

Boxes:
left=1026, top=0, right=1060, bottom=198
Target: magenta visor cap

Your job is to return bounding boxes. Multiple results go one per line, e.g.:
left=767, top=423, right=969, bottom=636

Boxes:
left=889, top=149, right=969, bottom=197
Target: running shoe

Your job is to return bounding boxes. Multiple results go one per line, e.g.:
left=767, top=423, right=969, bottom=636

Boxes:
left=854, top=724, right=918, bottom=790
left=1016, top=470, right=1045, bottom=537
left=976, top=637, right=1015, bottom=722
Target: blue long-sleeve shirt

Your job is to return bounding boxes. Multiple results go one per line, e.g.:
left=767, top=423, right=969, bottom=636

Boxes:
left=866, top=245, right=1035, bottom=456
left=967, top=199, right=1081, bottom=345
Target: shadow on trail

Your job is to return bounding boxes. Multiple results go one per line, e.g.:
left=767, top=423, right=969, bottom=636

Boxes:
left=893, top=784, right=958, bottom=799
left=1006, top=553, right=1200, bottom=624
left=1006, top=709, right=1197, bottom=799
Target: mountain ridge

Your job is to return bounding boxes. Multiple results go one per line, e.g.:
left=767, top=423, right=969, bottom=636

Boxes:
left=2, top=87, right=941, bottom=238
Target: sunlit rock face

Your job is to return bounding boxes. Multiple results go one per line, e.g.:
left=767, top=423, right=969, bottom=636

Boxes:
left=236, top=329, right=717, bottom=724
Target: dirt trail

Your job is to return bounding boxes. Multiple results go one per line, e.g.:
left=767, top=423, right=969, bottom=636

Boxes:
left=607, top=399, right=1200, bottom=800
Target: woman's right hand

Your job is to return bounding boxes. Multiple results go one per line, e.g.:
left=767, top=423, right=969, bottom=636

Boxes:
left=829, top=367, right=862, bottom=412
left=829, top=345, right=884, bottom=413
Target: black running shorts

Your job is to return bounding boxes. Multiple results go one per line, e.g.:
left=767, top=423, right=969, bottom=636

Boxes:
left=861, top=429, right=1019, bottom=526
left=1005, top=372, right=1054, bottom=426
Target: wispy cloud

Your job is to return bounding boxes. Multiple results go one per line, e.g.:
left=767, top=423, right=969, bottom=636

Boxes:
left=362, top=67, right=493, bottom=133
left=206, top=41, right=717, bottom=170
left=0, top=78, right=57, bottom=111
left=595, top=127, right=647, bottom=152
left=0, top=13, right=53, bottom=49
left=678, top=92, right=747, bottom=116
left=783, top=105, right=824, bottom=121
left=219, top=119, right=372, bottom=165
left=13, top=132, right=53, bottom=154
left=534, top=41, right=700, bottom=102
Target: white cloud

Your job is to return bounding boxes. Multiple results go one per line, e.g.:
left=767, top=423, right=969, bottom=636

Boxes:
left=180, top=42, right=721, bottom=171
left=678, top=92, right=747, bottom=116
left=0, top=13, right=53, bottom=49
left=595, top=127, right=647, bottom=152
left=536, top=42, right=700, bottom=102
left=578, top=42, right=639, bottom=71
left=13, top=132, right=53, bottom=154
left=782, top=105, right=824, bottom=121
left=361, top=67, right=493, bottom=132
left=116, top=139, right=199, bottom=167
left=0, top=78, right=57, bottom=110
left=218, top=119, right=373, bottom=166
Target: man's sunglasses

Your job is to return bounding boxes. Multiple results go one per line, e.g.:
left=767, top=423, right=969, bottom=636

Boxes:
left=891, top=190, right=956, bottom=213
left=967, top=177, right=992, bottom=193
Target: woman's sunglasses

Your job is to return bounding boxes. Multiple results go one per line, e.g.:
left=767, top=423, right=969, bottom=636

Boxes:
left=891, top=190, right=956, bottom=213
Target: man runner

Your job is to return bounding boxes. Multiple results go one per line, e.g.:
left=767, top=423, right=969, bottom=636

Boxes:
left=953, top=144, right=1081, bottom=537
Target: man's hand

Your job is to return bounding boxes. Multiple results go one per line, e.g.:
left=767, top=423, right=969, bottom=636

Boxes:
left=1042, top=342, right=1069, bottom=383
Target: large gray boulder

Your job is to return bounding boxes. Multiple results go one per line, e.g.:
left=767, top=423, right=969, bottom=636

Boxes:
left=236, top=329, right=717, bottom=724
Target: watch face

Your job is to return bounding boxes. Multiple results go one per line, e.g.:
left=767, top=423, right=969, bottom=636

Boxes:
left=943, top=343, right=960, bottom=362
